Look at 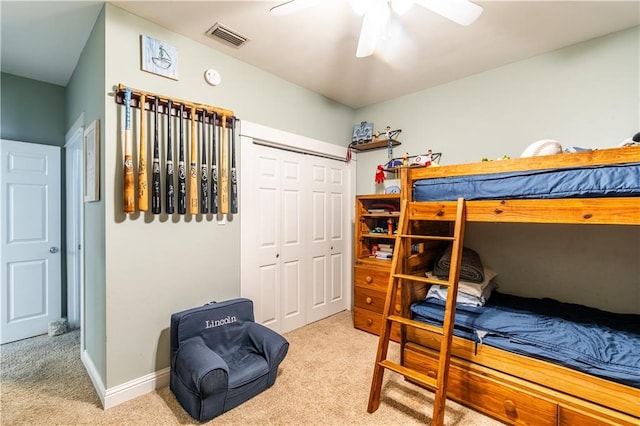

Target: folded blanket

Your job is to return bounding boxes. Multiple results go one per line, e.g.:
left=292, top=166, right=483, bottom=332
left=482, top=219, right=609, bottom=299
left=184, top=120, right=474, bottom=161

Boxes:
left=427, top=268, right=497, bottom=297
left=426, top=280, right=497, bottom=307
left=433, top=245, right=484, bottom=283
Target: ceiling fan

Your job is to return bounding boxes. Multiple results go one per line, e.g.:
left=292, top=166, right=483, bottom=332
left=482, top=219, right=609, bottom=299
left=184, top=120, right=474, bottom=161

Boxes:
left=270, top=0, right=483, bottom=58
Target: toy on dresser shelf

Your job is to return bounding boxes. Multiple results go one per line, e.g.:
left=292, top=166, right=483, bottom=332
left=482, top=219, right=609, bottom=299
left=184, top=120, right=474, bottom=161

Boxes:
left=375, top=165, right=385, bottom=184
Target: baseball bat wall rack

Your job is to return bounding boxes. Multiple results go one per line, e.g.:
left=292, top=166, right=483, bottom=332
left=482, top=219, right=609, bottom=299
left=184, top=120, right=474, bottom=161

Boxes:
left=115, top=84, right=240, bottom=217
left=114, top=84, right=235, bottom=127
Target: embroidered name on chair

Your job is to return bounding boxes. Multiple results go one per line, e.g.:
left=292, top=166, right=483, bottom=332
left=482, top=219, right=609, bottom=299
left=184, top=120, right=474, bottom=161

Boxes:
left=205, top=315, right=237, bottom=329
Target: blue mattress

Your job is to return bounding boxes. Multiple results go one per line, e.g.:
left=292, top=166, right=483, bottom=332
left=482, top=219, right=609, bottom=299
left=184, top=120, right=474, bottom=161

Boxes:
left=413, top=162, right=640, bottom=201
left=410, top=292, right=640, bottom=388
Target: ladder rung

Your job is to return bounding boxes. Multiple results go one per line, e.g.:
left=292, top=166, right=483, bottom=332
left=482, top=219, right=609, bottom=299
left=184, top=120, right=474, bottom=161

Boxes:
left=392, top=273, right=451, bottom=287
left=386, top=315, right=444, bottom=335
left=398, top=234, right=455, bottom=241
left=379, top=360, right=439, bottom=390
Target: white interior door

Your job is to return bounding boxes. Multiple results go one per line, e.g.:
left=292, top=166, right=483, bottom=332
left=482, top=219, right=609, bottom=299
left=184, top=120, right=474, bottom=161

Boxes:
left=279, top=152, right=307, bottom=333
left=243, top=143, right=306, bottom=333
left=240, top=122, right=352, bottom=334
left=307, top=156, right=347, bottom=323
left=0, top=140, right=61, bottom=344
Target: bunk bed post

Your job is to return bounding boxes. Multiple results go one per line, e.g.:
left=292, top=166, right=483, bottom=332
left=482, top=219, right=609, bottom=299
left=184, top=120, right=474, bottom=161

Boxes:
left=400, top=165, right=411, bottom=204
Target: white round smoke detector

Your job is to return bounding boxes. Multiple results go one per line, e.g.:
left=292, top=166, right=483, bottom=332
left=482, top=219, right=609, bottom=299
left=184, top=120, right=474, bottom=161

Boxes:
left=204, top=69, right=221, bottom=86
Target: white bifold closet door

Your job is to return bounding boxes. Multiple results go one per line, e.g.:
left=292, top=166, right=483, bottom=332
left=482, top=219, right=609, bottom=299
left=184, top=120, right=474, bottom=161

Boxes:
left=241, top=142, right=348, bottom=334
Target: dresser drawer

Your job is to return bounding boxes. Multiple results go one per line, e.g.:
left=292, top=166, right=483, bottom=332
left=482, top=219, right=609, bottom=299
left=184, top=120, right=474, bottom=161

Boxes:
left=354, top=286, right=386, bottom=312
left=354, top=266, right=390, bottom=291
left=353, top=308, right=401, bottom=342
left=404, top=343, right=557, bottom=425
left=354, top=286, right=402, bottom=315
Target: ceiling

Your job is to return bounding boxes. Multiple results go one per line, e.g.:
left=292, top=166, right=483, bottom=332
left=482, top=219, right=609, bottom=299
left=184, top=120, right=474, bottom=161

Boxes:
left=2, top=1, right=639, bottom=109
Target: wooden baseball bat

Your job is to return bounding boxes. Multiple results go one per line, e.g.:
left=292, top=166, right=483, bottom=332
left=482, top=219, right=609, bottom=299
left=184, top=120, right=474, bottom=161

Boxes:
left=123, top=88, right=135, bottom=213
left=230, top=116, right=238, bottom=214
left=189, top=108, right=198, bottom=214
left=210, top=112, right=218, bottom=214
left=220, top=115, right=229, bottom=214
left=151, top=96, right=161, bottom=214
left=200, top=110, right=209, bottom=214
left=177, top=104, right=186, bottom=215
left=166, top=99, right=175, bottom=214
left=137, top=94, right=148, bottom=211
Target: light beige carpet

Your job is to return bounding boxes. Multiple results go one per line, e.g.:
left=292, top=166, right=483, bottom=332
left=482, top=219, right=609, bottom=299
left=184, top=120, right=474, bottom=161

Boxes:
left=1, top=310, right=503, bottom=425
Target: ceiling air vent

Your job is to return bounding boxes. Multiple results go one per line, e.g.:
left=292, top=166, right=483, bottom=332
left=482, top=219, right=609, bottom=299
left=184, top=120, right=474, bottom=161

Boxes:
left=205, top=23, right=249, bottom=48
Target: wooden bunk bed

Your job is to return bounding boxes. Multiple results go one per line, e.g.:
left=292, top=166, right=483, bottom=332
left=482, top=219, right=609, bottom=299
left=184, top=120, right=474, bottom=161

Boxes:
left=394, top=146, right=640, bottom=425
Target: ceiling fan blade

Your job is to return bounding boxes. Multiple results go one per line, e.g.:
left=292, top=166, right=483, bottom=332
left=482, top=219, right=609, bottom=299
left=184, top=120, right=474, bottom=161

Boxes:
left=270, top=0, right=320, bottom=16
left=414, top=0, right=482, bottom=26
left=356, top=0, right=390, bottom=58
left=356, top=14, right=378, bottom=57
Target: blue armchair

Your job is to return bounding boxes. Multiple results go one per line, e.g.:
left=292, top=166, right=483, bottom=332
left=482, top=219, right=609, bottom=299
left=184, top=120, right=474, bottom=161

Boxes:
left=170, top=298, right=289, bottom=422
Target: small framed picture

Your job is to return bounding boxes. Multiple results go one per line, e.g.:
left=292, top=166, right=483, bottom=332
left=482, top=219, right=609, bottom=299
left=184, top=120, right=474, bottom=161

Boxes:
left=84, top=119, right=100, bottom=202
left=352, top=121, right=373, bottom=143
left=141, top=35, right=179, bottom=80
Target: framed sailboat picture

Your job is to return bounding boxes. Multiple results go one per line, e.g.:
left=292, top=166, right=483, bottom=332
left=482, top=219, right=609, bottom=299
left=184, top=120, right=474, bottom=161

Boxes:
left=141, top=35, right=179, bottom=80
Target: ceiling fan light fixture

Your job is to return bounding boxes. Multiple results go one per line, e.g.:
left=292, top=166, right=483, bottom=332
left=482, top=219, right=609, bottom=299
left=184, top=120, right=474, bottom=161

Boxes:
left=413, top=0, right=482, bottom=26
left=270, top=0, right=320, bottom=16
left=349, top=0, right=371, bottom=16
left=391, top=0, right=414, bottom=16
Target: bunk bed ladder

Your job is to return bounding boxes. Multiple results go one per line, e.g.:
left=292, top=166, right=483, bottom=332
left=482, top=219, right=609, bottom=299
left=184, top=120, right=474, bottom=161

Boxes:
left=367, top=197, right=466, bottom=426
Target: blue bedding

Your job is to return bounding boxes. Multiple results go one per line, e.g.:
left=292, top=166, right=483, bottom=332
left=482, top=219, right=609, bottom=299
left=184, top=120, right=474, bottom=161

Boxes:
left=411, top=292, right=640, bottom=388
left=413, top=162, right=640, bottom=201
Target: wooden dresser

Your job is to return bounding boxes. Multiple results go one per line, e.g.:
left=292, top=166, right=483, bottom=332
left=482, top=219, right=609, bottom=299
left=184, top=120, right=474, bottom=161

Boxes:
left=352, top=194, right=402, bottom=341
left=352, top=194, right=448, bottom=341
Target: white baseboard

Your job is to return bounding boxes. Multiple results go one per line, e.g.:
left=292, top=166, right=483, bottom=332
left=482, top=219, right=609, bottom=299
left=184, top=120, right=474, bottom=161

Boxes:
left=81, top=349, right=106, bottom=408
left=103, top=367, right=170, bottom=409
left=81, top=349, right=170, bottom=409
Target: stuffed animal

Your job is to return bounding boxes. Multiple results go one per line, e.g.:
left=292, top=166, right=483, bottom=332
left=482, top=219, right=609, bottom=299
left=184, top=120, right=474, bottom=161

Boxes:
left=375, top=165, right=385, bottom=184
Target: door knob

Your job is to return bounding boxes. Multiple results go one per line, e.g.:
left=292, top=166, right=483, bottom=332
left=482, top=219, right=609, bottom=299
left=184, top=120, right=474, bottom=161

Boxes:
left=49, top=246, right=59, bottom=254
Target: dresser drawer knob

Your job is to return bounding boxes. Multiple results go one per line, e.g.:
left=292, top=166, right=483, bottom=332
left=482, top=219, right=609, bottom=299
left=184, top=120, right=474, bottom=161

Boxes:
left=427, top=370, right=437, bottom=379
left=503, top=399, right=517, bottom=415
left=365, top=297, right=373, bottom=304
left=366, top=319, right=373, bottom=326
left=394, top=304, right=401, bottom=313
left=366, top=276, right=373, bottom=283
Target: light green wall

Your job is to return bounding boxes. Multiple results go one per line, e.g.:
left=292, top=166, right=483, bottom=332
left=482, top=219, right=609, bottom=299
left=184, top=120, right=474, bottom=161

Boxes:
left=0, top=72, right=69, bottom=321
left=354, top=26, right=640, bottom=313
left=102, top=4, right=355, bottom=388
left=0, top=73, right=67, bottom=146
left=66, top=6, right=107, bottom=382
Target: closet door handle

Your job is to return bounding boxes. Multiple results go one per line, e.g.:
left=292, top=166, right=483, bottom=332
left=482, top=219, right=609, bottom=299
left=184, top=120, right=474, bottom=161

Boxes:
left=276, top=253, right=279, bottom=258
